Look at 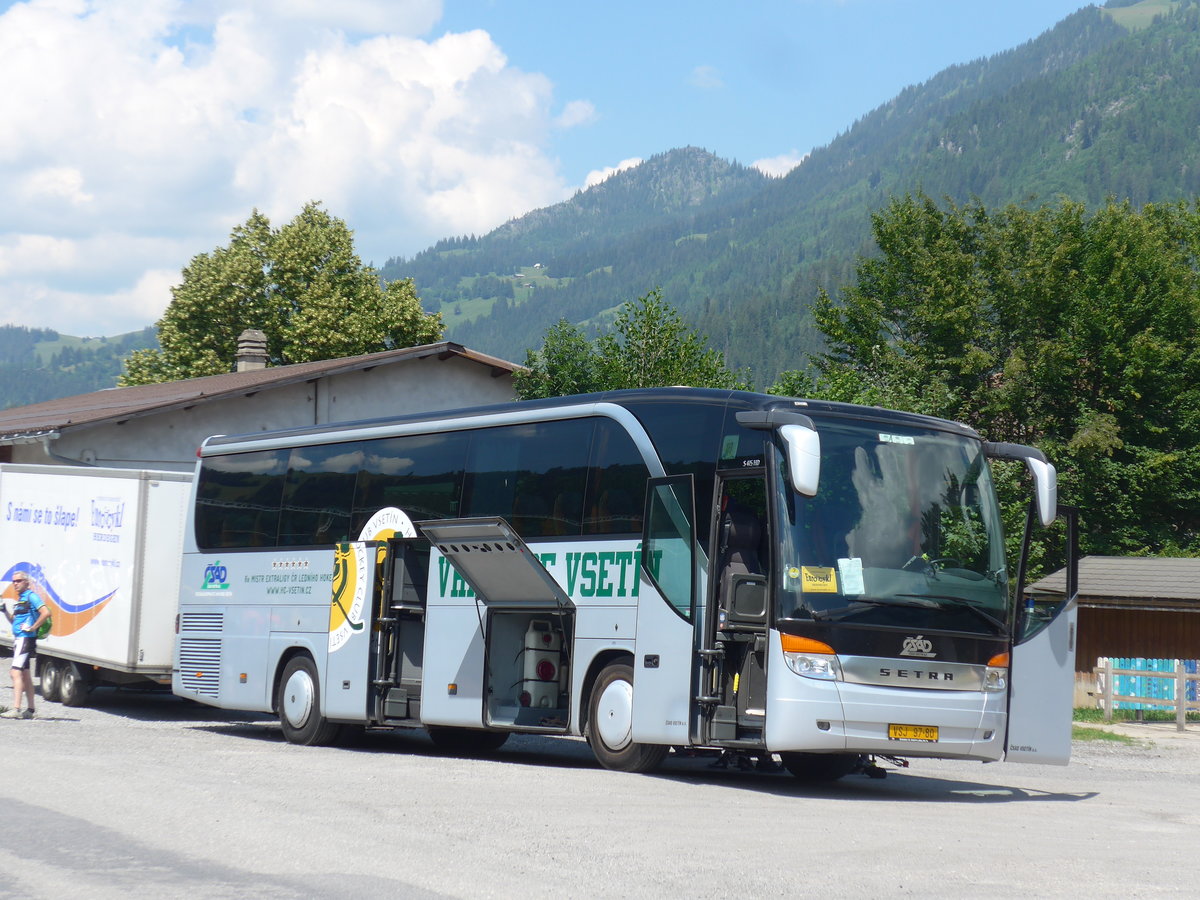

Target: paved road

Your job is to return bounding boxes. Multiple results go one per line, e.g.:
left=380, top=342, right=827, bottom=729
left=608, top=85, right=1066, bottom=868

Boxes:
left=0, top=681, right=1197, bottom=899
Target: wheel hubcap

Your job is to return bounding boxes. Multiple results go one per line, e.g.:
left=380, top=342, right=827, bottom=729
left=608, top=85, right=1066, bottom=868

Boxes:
left=596, top=677, right=633, bottom=751
left=282, top=668, right=315, bottom=728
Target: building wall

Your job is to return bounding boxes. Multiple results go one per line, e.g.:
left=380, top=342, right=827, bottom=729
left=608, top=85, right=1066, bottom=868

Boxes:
left=9, top=358, right=515, bottom=472
left=1077, top=606, right=1200, bottom=669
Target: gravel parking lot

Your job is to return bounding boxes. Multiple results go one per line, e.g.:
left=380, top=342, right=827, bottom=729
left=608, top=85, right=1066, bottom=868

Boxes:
left=1, top=674, right=1198, bottom=899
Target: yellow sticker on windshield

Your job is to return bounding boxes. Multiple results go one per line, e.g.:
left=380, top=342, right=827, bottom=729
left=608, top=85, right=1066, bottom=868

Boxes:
left=801, top=566, right=838, bottom=592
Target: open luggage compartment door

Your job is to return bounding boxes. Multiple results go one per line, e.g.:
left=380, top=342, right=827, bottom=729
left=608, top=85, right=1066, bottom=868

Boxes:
left=417, top=517, right=574, bottom=731
left=415, top=517, right=573, bottom=611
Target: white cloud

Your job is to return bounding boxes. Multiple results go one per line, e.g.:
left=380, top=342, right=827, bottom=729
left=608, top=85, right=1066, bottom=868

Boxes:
left=752, top=151, right=808, bottom=177
left=584, top=157, right=643, bottom=189
left=0, top=0, right=580, bottom=334
left=19, top=167, right=94, bottom=206
left=689, top=65, right=723, bottom=90
left=555, top=99, right=596, bottom=129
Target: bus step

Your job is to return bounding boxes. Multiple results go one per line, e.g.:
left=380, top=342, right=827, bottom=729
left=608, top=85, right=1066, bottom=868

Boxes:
left=711, top=739, right=765, bottom=750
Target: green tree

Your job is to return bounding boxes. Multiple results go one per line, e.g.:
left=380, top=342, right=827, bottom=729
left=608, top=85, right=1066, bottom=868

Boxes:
left=121, top=203, right=443, bottom=385
left=780, top=192, right=1200, bottom=558
left=515, top=289, right=750, bottom=400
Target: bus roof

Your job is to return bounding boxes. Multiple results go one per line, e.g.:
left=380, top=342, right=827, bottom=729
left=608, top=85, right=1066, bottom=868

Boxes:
left=199, top=387, right=981, bottom=454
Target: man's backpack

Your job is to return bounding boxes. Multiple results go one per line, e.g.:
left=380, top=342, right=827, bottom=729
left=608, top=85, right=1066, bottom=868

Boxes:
left=36, top=615, right=51, bottom=639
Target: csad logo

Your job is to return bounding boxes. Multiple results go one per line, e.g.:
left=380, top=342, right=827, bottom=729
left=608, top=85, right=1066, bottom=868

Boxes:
left=201, top=562, right=229, bottom=590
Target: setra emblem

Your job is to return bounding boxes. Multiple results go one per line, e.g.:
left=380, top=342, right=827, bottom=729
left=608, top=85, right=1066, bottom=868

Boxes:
left=900, top=634, right=935, bottom=658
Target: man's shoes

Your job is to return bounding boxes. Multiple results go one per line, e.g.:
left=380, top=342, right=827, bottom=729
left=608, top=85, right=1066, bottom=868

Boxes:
left=1, top=708, right=34, bottom=719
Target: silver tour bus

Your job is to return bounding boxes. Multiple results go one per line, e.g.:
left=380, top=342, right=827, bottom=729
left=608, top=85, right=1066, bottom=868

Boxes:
left=174, top=388, right=1077, bottom=780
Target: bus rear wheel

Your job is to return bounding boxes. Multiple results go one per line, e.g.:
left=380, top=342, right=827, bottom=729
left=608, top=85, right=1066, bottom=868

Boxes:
left=39, top=658, right=63, bottom=703
left=278, top=656, right=341, bottom=746
left=779, top=752, right=861, bottom=782
left=586, top=662, right=668, bottom=774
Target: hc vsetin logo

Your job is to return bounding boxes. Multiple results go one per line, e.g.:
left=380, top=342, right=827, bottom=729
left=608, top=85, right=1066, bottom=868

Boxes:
left=201, top=561, right=230, bottom=590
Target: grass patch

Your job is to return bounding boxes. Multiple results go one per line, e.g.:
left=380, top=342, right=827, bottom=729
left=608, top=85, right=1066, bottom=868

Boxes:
left=1074, top=707, right=1200, bottom=725
left=1072, top=725, right=1141, bottom=745
left=1103, top=0, right=1179, bottom=32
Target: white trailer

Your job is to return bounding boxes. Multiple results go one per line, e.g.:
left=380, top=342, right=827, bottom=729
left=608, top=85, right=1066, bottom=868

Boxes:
left=0, top=464, right=190, bottom=706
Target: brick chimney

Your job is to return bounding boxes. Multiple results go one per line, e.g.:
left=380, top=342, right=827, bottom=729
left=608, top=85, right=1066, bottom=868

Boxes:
left=235, top=329, right=269, bottom=372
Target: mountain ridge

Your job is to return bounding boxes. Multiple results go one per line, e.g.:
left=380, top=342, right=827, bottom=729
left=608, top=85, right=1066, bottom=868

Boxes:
left=385, top=0, right=1199, bottom=384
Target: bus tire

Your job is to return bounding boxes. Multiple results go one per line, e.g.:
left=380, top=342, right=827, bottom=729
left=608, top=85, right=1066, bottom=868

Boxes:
left=59, top=663, right=92, bottom=708
left=426, top=726, right=510, bottom=755
left=779, top=752, right=860, bottom=782
left=586, top=662, right=668, bottom=774
left=278, top=655, right=340, bottom=746
left=39, top=658, right=63, bottom=703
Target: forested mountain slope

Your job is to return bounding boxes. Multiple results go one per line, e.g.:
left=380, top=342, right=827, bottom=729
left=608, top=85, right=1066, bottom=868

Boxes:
left=383, top=0, right=1200, bottom=384
left=0, top=326, right=156, bottom=409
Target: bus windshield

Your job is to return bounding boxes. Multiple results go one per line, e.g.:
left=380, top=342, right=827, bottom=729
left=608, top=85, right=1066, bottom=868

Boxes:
left=774, top=418, right=1010, bottom=634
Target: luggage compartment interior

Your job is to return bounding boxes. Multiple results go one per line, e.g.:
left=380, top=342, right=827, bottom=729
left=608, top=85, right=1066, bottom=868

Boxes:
left=485, top=609, right=573, bottom=731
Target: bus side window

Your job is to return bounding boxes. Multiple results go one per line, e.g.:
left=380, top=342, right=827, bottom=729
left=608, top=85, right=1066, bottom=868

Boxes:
left=351, top=431, right=468, bottom=534
left=277, top=441, right=363, bottom=546
left=583, top=419, right=650, bottom=536
left=195, top=449, right=288, bottom=550
left=462, top=420, right=593, bottom=538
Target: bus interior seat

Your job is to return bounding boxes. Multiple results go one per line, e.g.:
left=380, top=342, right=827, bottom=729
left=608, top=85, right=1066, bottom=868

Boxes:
left=592, top=488, right=640, bottom=534
left=511, top=493, right=551, bottom=537
left=718, top=503, right=767, bottom=627
left=549, top=491, right=582, bottom=536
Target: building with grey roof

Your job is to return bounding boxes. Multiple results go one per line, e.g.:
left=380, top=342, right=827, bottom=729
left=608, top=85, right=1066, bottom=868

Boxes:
left=0, top=339, right=521, bottom=472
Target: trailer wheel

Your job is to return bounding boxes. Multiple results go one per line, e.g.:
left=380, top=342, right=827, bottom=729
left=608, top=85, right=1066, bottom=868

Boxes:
left=278, top=656, right=341, bottom=746
left=39, top=658, right=63, bottom=703
left=426, top=726, right=510, bottom=755
left=585, top=662, right=668, bottom=773
left=59, top=663, right=92, bottom=708
left=779, top=752, right=860, bottom=782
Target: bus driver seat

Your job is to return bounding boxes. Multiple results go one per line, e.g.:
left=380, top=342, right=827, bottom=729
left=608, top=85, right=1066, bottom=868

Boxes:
left=718, top=504, right=767, bottom=628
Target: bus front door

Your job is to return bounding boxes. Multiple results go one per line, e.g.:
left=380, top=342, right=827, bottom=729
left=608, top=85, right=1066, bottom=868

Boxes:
left=1006, top=505, right=1079, bottom=765
left=632, top=476, right=698, bottom=747
left=699, top=474, right=770, bottom=748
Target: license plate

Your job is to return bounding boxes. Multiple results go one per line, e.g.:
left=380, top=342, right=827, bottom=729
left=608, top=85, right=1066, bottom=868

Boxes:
left=888, top=723, right=939, bottom=742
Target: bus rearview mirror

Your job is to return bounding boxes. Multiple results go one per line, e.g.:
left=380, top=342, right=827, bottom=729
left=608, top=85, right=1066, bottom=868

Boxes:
left=780, top=423, right=820, bottom=496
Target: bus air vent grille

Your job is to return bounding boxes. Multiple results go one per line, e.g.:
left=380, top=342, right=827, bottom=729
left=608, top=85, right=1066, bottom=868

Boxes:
left=179, top=638, right=222, bottom=698
left=180, top=611, right=225, bottom=632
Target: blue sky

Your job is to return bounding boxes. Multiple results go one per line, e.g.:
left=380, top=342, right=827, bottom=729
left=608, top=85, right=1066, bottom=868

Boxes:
left=437, top=1, right=1096, bottom=185
left=0, top=0, right=1093, bottom=337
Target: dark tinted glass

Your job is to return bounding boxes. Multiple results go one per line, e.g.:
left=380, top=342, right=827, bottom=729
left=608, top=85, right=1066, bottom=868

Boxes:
left=277, top=442, right=364, bottom=546
left=583, top=418, right=650, bottom=535
left=624, top=401, right=728, bottom=542
left=462, top=419, right=594, bottom=537
left=351, top=431, right=469, bottom=534
left=195, top=449, right=289, bottom=549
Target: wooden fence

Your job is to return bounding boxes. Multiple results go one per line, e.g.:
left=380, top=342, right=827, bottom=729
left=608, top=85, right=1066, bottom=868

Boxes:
left=1093, top=658, right=1200, bottom=732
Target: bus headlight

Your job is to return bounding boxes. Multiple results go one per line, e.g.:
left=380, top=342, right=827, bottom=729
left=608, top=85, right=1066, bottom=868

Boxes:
left=984, top=652, right=1009, bottom=692
left=780, top=634, right=842, bottom=681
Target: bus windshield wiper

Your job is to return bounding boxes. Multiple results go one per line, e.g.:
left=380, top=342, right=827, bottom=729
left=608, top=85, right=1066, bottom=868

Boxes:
left=811, top=594, right=936, bottom=621
left=895, top=593, right=1006, bottom=632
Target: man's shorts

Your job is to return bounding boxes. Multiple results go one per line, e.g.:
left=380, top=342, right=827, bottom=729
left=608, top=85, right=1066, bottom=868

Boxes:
left=10, top=636, right=36, bottom=671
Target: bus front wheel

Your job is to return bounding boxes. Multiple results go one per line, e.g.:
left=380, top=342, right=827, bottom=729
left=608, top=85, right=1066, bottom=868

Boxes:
left=278, top=656, right=341, bottom=746
left=586, top=662, right=668, bottom=774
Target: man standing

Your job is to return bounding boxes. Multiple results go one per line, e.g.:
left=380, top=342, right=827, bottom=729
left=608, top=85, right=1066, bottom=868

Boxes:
left=3, top=571, right=49, bottom=719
